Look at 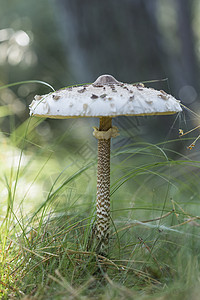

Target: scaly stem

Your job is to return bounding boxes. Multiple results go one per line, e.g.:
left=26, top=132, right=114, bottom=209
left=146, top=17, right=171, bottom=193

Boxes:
left=95, top=117, right=112, bottom=254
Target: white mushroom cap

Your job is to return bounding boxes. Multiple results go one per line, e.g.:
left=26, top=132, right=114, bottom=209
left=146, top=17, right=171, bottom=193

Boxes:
left=29, top=75, right=182, bottom=118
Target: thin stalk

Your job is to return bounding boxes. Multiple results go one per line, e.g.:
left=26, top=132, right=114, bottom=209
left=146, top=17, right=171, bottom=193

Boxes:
left=95, top=117, right=112, bottom=254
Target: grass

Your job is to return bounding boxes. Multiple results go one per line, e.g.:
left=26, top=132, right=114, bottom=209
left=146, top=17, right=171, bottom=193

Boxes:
left=1, top=85, right=200, bottom=299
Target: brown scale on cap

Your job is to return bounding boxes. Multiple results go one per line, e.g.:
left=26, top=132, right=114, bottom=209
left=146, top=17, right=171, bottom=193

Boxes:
left=92, top=84, right=104, bottom=88
left=158, top=90, right=169, bottom=100
left=136, top=83, right=145, bottom=90
left=111, top=87, right=117, bottom=93
left=91, top=94, right=99, bottom=99
left=109, top=84, right=116, bottom=91
left=78, top=87, right=86, bottom=93
left=52, top=94, right=60, bottom=100
left=100, top=93, right=107, bottom=98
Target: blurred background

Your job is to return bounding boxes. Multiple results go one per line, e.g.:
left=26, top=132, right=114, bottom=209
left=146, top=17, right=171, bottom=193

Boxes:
left=2, top=1, right=200, bottom=296
left=0, top=0, right=200, bottom=152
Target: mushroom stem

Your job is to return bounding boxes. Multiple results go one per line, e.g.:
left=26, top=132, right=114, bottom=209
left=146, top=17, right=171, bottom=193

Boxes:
left=95, top=116, right=112, bottom=253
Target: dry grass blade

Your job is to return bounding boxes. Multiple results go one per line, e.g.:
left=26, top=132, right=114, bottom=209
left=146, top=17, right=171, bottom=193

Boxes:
left=112, top=210, right=174, bottom=236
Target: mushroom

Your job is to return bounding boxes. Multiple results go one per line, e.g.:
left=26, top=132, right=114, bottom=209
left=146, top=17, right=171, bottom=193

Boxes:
left=29, top=74, right=182, bottom=254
